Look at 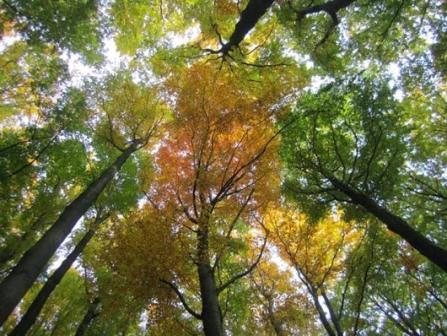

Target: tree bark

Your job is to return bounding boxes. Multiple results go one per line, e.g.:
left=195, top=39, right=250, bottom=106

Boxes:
left=9, top=218, right=104, bottom=336
left=295, top=0, right=356, bottom=22
left=198, top=263, right=223, bottom=336
left=74, top=298, right=101, bottom=336
left=329, top=177, right=447, bottom=272
left=196, top=209, right=224, bottom=336
left=0, top=142, right=139, bottom=326
left=220, top=0, right=357, bottom=54
left=221, top=0, right=275, bottom=54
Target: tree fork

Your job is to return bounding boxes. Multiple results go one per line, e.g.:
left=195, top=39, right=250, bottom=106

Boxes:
left=0, top=141, right=139, bottom=326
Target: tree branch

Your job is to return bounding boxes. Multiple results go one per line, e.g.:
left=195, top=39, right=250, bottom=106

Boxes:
left=217, top=234, right=268, bottom=294
left=160, top=279, right=202, bottom=320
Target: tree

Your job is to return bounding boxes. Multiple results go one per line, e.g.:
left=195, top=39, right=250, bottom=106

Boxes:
left=0, top=89, right=91, bottom=272
left=1, top=0, right=446, bottom=334
left=148, top=63, right=284, bottom=335
left=279, top=76, right=447, bottom=271
left=266, top=205, right=363, bottom=335
left=248, top=258, right=320, bottom=335
left=8, top=212, right=108, bottom=336
left=90, top=62, right=290, bottom=335
left=0, top=75, right=165, bottom=326
left=1, top=0, right=102, bottom=63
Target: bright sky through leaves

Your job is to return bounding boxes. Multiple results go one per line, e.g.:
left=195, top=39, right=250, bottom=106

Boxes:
left=0, top=1, right=446, bottom=335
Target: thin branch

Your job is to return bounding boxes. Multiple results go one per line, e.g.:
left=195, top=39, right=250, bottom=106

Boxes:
left=217, top=234, right=268, bottom=294
left=5, top=132, right=59, bottom=178
left=160, top=279, right=202, bottom=320
left=212, top=188, right=255, bottom=271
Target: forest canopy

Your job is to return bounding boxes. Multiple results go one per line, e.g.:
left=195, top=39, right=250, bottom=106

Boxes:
left=0, top=0, right=446, bottom=335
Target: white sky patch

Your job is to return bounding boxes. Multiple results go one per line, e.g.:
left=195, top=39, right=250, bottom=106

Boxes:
left=0, top=33, right=20, bottom=53
left=387, top=62, right=400, bottom=79
left=269, top=246, right=291, bottom=272
left=167, top=24, right=201, bottom=48
left=386, top=62, right=404, bottom=101
left=284, top=49, right=314, bottom=68
left=309, top=75, right=334, bottom=92
left=103, top=36, right=132, bottom=69
left=62, top=36, right=132, bottom=87
left=62, top=52, right=97, bottom=87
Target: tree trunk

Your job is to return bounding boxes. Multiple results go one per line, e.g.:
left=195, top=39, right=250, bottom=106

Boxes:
left=311, top=291, right=337, bottom=336
left=9, top=218, right=104, bottom=336
left=321, top=289, right=343, bottom=336
left=0, top=142, right=138, bottom=326
left=74, top=298, right=101, bottom=336
left=196, top=209, right=224, bottom=336
left=266, top=299, right=284, bottom=336
left=198, top=264, right=224, bottom=336
left=329, top=177, right=447, bottom=272
left=222, top=0, right=275, bottom=54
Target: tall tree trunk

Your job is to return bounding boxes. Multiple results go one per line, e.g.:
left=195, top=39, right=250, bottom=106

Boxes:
left=9, top=216, right=105, bottom=336
left=196, top=209, right=224, bottom=336
left=198, top=264, right=223, bottom=336
left=74, top=298, right=101, bottom=336
left=0, top=142, right=139, bottom=326
left=329, top=177, right=447, bottom=272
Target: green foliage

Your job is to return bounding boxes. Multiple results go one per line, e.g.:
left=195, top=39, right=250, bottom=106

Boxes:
left=1, top=0, right=103, bottom=63
left=1, top=269, right=89, bottom=335
left=280, top=75, right=408, bottom=221
left=1, top=1, right=446, bottom=335
left=0, top=41, right=68, bottom=119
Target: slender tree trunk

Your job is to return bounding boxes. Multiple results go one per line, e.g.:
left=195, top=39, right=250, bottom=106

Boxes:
left=196, top=209, right=224, bottom=336
left=329, top=177, right=447, bottom=272
left=310, top=291, right=337, bottom=336
left=265, top=299, right=284, bottom=336
left=74, top=298, right=101, bottom=336
left=0, top=142, right=139, bottom=326
left=9, top=216, right=105, bottom=336
left=270, top=316, right=285, bottom=336
left=321, top=290, right=343, bottom=336
left=291, top=262, right=337, bottom=336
